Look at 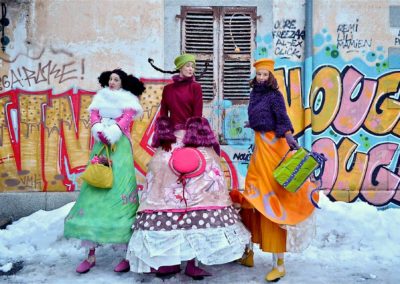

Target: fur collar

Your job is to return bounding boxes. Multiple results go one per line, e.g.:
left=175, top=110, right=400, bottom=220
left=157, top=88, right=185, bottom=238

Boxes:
left=172, top=75, right=194, bottom=83
left=88, top=87, right=143, bottom=116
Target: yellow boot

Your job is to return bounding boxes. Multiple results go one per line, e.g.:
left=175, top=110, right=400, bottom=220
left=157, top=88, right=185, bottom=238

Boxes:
left=239, top=249, right=254, bottom=267
left=265, top=258, right=285, bottom=282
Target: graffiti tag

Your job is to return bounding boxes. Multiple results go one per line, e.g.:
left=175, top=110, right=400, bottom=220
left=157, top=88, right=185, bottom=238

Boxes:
left=0, top=60, right=84, bottom=90
left=273, top=19, right=305, bottom=59
left=337, top=19, right=372, bottom=51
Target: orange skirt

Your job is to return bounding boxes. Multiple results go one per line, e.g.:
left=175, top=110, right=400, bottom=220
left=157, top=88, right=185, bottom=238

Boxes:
left=240, top=200, right=286, bottom=253
left=233, top=131, right=318, bottom=252
left=242, top=131, right=317, bottom=225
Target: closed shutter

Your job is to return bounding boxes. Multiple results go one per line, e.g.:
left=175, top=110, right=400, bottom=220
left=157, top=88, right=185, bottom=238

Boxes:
left=182, top=9, right=215, bottom=100
left=222, top=10, right=254, bottom=100
left=181, top=7, right=255, bottom=101
left=180, top=6, right=256, bottom=144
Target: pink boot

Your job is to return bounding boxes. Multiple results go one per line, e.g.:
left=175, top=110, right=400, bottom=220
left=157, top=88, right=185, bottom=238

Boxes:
left=76, top=259, right=95, bottom=273
left=185, top=259, right=212, bottom=280
left=151, top=265, right=181, bottom=277
left=114, top=259, right=130, bottom=273
left=76, top=248, right=96, bottom=274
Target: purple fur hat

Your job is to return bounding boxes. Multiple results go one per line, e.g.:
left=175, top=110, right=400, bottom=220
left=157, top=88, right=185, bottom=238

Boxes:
left=151, top=116, right=176, bottom=148
left=183, top=117, right=218, bottom=147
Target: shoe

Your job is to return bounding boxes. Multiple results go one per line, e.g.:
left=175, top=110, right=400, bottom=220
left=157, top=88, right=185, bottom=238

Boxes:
left=265, top=267, right=285, bottom=282
left=239, top=249, right=254, bottom=267
left=185, top=259, right=212, bottom=280
left=114, top=259, right=130, bottom=273
left=151, top=265, right=181, bottom=277
left=76, top=259, right=95, bottom=273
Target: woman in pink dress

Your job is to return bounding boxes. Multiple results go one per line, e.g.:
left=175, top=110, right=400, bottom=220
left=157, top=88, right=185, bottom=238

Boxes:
left=127, top=54, right=250, bottom=280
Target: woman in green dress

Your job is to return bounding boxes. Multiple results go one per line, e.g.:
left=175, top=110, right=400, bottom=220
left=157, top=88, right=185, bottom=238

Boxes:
left=64, top=69, right=145, bottom=273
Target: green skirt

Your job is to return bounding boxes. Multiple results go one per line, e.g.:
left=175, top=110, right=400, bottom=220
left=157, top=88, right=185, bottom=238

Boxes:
left=64, top=136, right=139, bottom=244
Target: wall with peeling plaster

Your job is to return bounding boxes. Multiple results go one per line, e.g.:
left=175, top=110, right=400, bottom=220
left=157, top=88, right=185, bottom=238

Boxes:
left=1, top=0, right=164, bottom=93
left=0, top=0, right=399, bottom=209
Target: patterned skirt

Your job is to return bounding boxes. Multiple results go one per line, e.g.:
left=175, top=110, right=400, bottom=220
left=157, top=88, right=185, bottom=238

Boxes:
left=127, top=130, right=250, bottom=272
left=240, top=131, right=317, bottom=252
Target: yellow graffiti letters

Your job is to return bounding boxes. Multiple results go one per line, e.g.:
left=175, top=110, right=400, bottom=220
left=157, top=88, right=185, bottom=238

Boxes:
left=275, top=68, right=311, bottom=135
left=310, top=66, right=342, bottom=134
left=331, top=138, right=368, bottom=202
left=364, top=72, right=400, bottom=135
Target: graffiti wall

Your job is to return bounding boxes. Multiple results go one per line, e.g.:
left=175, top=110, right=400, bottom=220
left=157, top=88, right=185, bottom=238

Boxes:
left=310, top=1, right=400, bottom=206
left=221, top=0, right=400, bottom=207
left=0, top=0, right=399, bottom=208
left=0, top=0, right=164, bottom=191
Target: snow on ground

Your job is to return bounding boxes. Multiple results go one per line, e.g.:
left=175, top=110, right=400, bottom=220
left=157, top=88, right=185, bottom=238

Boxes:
left=1, top=194, right=399, bottom=284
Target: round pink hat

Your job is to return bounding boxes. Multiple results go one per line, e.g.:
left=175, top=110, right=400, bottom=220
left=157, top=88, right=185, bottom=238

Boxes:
left=169, top=147, right=206, bottom=178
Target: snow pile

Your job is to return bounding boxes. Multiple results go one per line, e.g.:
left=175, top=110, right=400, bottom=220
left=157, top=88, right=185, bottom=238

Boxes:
left=0, top=195, right=399, bottom=283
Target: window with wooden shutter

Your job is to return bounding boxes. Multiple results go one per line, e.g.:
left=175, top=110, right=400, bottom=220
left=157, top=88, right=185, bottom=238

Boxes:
left=181, top=6, right=256, bottom=144
left=181, top=7, right=256, bottom=101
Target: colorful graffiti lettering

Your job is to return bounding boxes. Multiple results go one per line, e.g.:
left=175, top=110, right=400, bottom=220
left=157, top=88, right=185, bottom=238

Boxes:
left=222, top=62, right=399, bottom=206
left=0, top=88, right=94, bottom=191
left=310, top=66, right=400, bottom=136
left=0, top=50, right=398, bottom=208
left=0, top=68, right=398, bottom=207
left=0, top=80, right=241, bottom=195
left=313, top=138, right=400, bottom=205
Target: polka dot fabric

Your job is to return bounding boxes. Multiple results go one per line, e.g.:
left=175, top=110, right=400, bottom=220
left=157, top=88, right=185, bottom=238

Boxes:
left=133, top=206, right=240, bottom=231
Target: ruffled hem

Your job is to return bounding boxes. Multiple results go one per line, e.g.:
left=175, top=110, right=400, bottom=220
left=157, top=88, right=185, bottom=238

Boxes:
left=127, top=222, right=251, bottom=273
left=283, top=212, right=317, bottom=253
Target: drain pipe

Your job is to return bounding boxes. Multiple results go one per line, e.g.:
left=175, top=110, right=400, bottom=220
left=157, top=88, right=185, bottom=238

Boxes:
left=304, top=0, right=313, bottom=150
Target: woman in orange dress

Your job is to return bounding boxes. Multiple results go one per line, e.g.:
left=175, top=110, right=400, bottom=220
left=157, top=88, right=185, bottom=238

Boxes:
left=233, top=58, right=318, bottom=282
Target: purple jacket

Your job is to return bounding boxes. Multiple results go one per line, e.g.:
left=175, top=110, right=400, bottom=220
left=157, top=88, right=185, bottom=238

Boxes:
left=248, top=82, right=294, bottom=138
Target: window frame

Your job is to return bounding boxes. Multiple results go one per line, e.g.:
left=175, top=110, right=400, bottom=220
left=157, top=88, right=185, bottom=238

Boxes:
left=180, top=6, right=257, bottom=101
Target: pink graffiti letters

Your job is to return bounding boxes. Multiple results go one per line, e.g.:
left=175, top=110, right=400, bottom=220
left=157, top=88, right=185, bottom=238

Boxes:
left=333, top=66, right=377, bottom=134
left=310, top=66, right=400, bottom=136
left=313, top=138, right=400, bottom=206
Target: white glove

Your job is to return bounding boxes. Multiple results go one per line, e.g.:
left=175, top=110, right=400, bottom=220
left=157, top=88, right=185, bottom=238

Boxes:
left=103, top=124, right=122, bottom=145
left=91, top=123, right=104, bottom=141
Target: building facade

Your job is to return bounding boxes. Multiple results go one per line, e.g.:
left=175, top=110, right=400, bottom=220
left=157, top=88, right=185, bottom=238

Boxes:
left=0, top=0, right=399, bottom=208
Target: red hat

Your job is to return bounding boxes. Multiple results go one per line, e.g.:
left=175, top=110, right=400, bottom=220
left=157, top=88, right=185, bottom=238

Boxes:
left=169, top=147, right=206, bottom=178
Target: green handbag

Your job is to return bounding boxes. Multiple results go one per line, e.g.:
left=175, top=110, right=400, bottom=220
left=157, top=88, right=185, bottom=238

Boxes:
left=273, top=148, right=325, bottom=193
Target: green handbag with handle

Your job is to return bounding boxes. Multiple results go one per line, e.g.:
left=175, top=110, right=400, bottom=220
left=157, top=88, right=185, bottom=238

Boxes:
left=273, top=147, right=324, bottom=193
